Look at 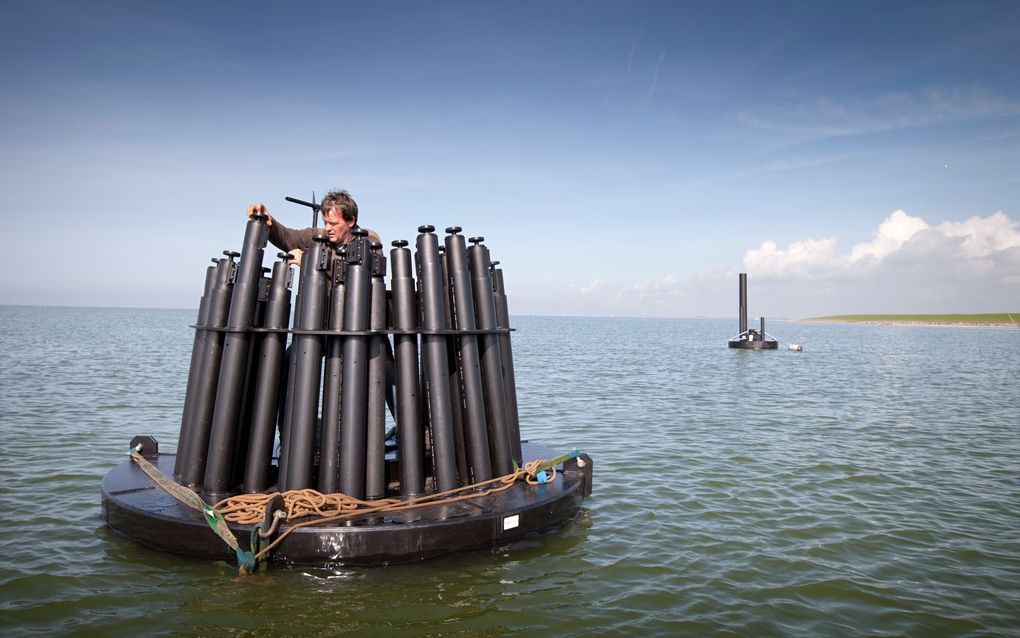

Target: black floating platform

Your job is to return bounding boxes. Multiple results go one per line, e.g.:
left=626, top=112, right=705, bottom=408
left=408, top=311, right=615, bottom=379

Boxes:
left=102, top=441, right=591, bottom=567
left=728, top=337, right=779, bottom=350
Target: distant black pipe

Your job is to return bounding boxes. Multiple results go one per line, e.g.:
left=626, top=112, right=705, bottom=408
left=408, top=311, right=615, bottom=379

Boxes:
left=390, top=239, right=424, bottom=498
left=760, top=316, right=766, bottom=341
left=416, top=226, right=459, bottom=492
left=175, top=260, right=217, bottom=480
left=203, top=214, right=270, bottom=497
left=243, top=254, right=293, bottom=492
left=317, top=245, right=347, bottom=494
left=439, top=246, right=469, bottom=484
left=739, top=272, right=748, bottom=334
left=339, top=231, right=372, bottom=498
left=468, top=238, right=514, bottom=476
left=178, top=251, right=237, bottom=488
left=491, top=262, right=522, bottom=463
left=444, top=228, right=492, bottom=484
left=365, top=243, right=388, bottom=500
left=280, top=235, right=332, bottom=491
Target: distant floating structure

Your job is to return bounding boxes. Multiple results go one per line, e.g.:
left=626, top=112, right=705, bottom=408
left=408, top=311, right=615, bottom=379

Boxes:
left=728, top=273, right=778, bottom=350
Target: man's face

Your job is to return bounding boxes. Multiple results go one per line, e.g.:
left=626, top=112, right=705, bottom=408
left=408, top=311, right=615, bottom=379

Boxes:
left=322, top=207, right=355, bottom=244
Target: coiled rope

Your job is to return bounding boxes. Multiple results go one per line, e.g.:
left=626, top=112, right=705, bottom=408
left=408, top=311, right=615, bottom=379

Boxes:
left=215, top=457, right=562, bottom=560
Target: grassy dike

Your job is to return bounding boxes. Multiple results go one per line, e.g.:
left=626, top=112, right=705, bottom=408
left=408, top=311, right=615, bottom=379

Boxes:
left=802, top=313, right=1019, bottom=326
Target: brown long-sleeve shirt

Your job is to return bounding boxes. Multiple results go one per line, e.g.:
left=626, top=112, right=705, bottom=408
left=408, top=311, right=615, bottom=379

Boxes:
left=268, top=219, right=381, bottom=252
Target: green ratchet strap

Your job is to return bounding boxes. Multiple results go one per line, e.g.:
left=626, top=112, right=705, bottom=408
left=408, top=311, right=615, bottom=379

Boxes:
left=531, top=450, right=580, bottom=474
left=129, top=449, right=257, bottom=575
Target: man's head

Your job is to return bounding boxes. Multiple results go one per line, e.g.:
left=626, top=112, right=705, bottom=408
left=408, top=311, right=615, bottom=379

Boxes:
left=320, top=189, right=358, bottom=244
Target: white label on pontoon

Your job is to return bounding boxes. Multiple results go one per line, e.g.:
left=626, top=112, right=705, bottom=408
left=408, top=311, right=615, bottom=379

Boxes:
left=503, top=514, right=520, bottom=531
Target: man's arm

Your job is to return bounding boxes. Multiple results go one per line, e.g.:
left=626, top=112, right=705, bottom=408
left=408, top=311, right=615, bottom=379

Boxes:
left=246, top=202, right=317, bottom=252
left=268, top=219, right=317, bottom=253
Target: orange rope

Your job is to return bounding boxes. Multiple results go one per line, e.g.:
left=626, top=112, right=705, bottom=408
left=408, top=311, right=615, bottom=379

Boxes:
left=214, top=459, right=554, bottom=560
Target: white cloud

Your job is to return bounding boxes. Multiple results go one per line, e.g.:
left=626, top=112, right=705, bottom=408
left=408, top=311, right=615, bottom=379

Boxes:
left=738, top=209, right=1020, bottom=315
left=744, top=209, right=1020, bottom=278
left=580, top=279, right=605, bottom=295
left=935, top=210, right=1020, bottom=257
left=743, top=237, right=838, bottom=278
left=510, top=209, right=1020, bottom=318
left=848, top=209, right=930, bottom=263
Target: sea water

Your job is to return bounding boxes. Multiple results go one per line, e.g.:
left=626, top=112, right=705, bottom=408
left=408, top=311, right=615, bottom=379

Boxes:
left=1, top=306, right=1018, bottom=636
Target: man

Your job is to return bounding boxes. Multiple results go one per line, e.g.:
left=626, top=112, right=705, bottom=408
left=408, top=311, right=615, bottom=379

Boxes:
left=246, top=189, right=381, bottom=262
left=250, top=188, right=396, bottom=436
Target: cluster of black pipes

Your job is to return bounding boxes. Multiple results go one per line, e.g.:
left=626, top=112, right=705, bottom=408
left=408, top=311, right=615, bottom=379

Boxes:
left=172, top=213, right=523, bottom=503
left=737, top=272, right=766, bottom=336
left=729, top=272, right=777, bottom=349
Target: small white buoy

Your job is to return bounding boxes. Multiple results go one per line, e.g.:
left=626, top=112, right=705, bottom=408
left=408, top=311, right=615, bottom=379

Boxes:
left=788, top=344, right=803, bottom=351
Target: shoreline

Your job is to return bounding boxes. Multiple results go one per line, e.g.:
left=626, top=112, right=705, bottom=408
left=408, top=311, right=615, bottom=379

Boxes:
left=797, top=319, right=1019, bottom=329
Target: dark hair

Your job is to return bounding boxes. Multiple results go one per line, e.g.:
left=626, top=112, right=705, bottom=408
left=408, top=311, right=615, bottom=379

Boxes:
left=320, top=189, right=358, bottom=223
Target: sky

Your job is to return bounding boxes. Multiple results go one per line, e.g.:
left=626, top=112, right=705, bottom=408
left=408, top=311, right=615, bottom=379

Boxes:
left=2, top=0, right=1019, bottom=318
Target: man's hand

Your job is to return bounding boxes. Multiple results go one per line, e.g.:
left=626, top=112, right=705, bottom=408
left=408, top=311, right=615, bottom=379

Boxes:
left=246, top=202, right=273, bottom=227
left=287, top=248, right=304, bottom=265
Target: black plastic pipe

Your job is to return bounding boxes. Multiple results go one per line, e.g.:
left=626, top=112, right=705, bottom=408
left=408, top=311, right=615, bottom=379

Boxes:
left=280, top=235, right=331, bottom=491
left=203, top=214, right=270, bottom=497
left=276, top=277, right=302, bottom=488
left=339, top=231, right=372, bottom=498
left=175, top=260, right=217, bottom=480
left=439, top=246, right=469, bottom=485
left=416, top=226, right=459, bottom=492
left=231, top=270, right=271, bottom=488
left=444, top=228, right=492, bottom=483
left=389, top=240, right=424, bottom=498
left=243, top=254, right=293, bottom=492
left=365, top=243, right=388, bottom=500
left=178, top=251, right=237, bottom=488
left=468, top=238, right=514, bottom=476
left=317, top=245, right=347, bottom=494
left=491, top=262, right=522, bottom=463
left=739, top=273, right=748, bottom=334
